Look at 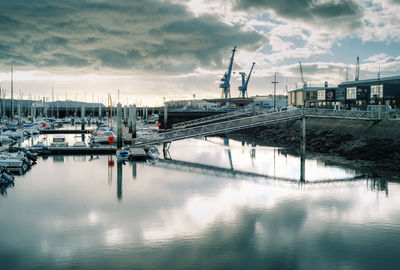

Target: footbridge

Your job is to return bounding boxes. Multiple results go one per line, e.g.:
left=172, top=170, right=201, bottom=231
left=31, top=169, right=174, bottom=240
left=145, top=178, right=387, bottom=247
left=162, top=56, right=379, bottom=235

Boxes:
left=133, top=108, right=380, bottom=147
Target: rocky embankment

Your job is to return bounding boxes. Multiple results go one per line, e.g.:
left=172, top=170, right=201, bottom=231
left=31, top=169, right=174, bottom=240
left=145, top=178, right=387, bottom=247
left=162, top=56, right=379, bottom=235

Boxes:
left=229, top=118, right=400, bottom=176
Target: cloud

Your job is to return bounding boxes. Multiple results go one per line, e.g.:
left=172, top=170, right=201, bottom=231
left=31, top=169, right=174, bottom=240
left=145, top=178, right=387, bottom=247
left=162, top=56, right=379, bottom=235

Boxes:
left=232, top=0, right=363, bottom=31
left=0, top=0, right=266, bottom=74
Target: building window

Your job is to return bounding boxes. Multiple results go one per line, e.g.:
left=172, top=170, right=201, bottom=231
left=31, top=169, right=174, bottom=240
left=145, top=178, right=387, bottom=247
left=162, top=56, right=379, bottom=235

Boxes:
left=371, top=85, right=383, bottom=98
left=346, top=87, right=356, bottom=99
left=317, top=90, right=325, bottom=100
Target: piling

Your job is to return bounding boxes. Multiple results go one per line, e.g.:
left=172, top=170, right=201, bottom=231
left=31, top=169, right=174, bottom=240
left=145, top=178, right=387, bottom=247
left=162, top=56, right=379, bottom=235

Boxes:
left=99, top=104, right=103, bottom=121
left=300, top=115, right=306, bottom=182
left=17, top=103, right=21, bottom=126
left=81, top=105, right=85, bottom=130
left=33, top=103, right=36, bottom=121
left=132, top=105, right=137, bottom=138
left=128, top=105, right=133, bottom=133
left=2, top=99, right=5, bottom=122
left=164, top=104, right=168, bottom=129
left=123, top=105, right=128, bottom=125
left=117, top=103, right=122, bottom=148
left=145, top=106, right=148, bottom=120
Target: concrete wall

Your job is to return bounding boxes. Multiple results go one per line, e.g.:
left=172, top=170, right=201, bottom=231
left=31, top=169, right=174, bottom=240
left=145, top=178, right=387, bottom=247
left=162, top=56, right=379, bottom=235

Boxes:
left=304, top=118, right=400, bottom=140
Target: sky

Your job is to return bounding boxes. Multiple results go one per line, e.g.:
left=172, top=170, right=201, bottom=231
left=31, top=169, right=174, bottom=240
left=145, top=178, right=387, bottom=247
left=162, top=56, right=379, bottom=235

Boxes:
left=0, top=0, right=399, bottom=106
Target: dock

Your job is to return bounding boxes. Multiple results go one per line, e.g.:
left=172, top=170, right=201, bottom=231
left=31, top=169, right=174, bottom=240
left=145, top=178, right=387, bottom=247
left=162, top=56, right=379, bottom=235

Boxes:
left=40, top=129, right=93, bottom=134
left=130, top=148, right=147, bottom=160
left=32, top=147, right=117, bottom=155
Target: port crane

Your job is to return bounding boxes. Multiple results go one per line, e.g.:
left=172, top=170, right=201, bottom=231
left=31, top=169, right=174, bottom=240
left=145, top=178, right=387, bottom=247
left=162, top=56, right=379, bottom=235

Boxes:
left=219, top=46, right=236, bottom=98
left=299, top=61, right=307, bottom=88
left=238, top=62, right=255, bottom=98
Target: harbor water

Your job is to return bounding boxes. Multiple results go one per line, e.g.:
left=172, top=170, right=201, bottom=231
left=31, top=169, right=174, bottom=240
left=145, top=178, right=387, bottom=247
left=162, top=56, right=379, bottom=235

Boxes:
left=1, top=136, right=400, bottom=269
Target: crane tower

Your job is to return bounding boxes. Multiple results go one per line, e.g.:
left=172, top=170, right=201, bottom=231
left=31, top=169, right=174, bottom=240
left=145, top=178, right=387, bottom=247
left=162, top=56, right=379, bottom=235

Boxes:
left=219, top=46, right=236, bottom=98
left=238, top=62, right=255, bottom=98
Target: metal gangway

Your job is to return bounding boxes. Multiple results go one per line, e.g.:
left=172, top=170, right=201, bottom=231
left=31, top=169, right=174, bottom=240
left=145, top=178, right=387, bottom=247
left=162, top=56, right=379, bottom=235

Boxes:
left=134, top=109, right=303, bottom=147
left=171, top=107, right=261, bottom=129
left=133, top=108, right=380, bottom=147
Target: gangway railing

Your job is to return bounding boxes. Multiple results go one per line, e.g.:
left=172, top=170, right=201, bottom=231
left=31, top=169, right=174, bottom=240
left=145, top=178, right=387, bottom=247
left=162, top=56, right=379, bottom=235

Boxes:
left=171, top=107, right=262, bottom=129
left=303, top=108, right=379, bottom=120
left=133, top=109, right=303, bottom=147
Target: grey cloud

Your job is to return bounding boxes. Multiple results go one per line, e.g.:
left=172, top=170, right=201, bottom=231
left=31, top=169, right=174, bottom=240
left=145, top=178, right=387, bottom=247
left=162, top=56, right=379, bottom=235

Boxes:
left=0, top=0, right=266, bottom=74
left=233, top=0, right=363, bottom=30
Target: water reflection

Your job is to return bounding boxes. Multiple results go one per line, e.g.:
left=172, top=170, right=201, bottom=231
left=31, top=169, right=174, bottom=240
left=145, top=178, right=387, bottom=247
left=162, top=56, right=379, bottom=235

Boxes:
left=117, top=162, right=122, bottom=201
left=0, top=182, right=14, bottom=197
left=0, top=137, right=398, bottom=269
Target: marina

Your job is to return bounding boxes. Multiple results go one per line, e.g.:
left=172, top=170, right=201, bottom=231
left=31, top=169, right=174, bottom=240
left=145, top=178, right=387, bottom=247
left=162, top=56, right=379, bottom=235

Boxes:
left=1, top=1, right=400, bottom=268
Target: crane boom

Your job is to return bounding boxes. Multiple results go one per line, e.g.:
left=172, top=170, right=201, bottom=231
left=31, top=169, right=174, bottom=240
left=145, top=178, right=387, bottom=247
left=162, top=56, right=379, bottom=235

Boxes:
left=238, top=62, right=255, bottom=98
left=299, top=61, right=307, bottom=88
left=219, top=46, right=237, bottom=98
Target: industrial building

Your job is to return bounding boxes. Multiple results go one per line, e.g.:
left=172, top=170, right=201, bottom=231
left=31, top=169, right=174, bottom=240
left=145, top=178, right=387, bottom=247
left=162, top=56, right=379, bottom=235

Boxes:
left=253, top=95, right=288, bottom=109
left=288, top=75, right=400, bottom=108
left=339, top=75, right=400, bottom=108
left=288, top=87, right=319, bottom=107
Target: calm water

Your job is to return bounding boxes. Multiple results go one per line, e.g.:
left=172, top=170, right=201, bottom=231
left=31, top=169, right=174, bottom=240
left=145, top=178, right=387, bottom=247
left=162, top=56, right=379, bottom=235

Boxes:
left=1, top=136, right=400, bottom=269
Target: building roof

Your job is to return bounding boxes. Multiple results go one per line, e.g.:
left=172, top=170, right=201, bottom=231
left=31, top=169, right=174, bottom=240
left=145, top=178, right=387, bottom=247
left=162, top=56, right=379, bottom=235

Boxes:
left=339, top=75, right=400, bottom=86
left=289, top=87, right=325, bottom=93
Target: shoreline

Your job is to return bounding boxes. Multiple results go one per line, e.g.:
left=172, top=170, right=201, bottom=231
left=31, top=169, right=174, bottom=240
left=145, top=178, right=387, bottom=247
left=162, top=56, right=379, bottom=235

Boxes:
left=226, top=118, right=400, bottom=180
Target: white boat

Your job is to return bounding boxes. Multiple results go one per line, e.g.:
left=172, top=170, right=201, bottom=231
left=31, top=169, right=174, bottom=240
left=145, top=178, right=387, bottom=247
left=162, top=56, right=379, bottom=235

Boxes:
left=0, top=157, right=29, bottom=174
left=0, top=135, right=16, bottom=144
left=146, top=146, right=159, bottom=159
left=50, top=135, right=68, bottom=147
left=2, top=130, right=24, bottom=140
left=90, top=130, right=117, bottom=144
left=72, top=141, right=86, bottom=147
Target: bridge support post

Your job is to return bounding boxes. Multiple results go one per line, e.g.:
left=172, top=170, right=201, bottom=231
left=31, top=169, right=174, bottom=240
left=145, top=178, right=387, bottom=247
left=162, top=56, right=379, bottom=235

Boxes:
left=164, top=104, right=168, bottom=129
left=117, top=103, right=122, bottom=148
left=300, top=115, right=306, bottom=182
left=163, top=142, right=171, bottom=156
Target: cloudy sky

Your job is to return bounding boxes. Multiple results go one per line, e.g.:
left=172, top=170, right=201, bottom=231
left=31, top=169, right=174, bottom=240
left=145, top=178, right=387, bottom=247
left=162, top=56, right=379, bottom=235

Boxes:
left=0, top=0, right=399, bottom=105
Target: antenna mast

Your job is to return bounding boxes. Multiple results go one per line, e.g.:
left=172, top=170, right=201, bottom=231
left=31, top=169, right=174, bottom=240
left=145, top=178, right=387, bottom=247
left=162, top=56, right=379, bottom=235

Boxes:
left=11, top=65, right=14, bottom=120
left=271, top=72, right=279, bottom=111
left=355, top=56, right=360, bottom=81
